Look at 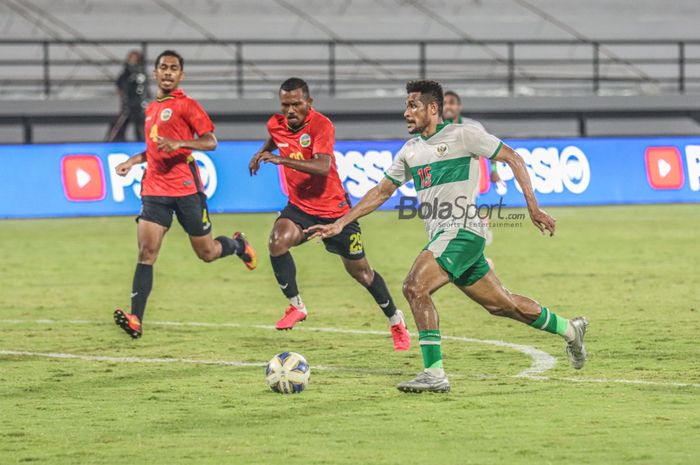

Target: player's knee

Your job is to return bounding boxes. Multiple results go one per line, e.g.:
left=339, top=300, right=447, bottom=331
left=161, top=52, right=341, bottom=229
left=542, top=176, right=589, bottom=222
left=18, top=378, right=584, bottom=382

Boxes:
left=138, top=245, right=158, bottom=263
left=195, top=247, right=218, bottom=263
left=402, top=276, right=427, bottom=301
left=268, top=234, right=291, bottom=256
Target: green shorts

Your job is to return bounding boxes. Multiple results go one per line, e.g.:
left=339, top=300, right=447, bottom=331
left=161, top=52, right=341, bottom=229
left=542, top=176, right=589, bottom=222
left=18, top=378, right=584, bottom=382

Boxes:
left=424, top=229, right=490, bottom=287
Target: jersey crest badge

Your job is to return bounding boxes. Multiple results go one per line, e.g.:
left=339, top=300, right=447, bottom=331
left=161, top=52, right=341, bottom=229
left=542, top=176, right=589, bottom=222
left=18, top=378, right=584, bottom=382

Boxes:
left=160, top=108, right=173, bottom=121
left=437, top=143, right=448, bottom=157
left=300, top=133, right=311, bottom=148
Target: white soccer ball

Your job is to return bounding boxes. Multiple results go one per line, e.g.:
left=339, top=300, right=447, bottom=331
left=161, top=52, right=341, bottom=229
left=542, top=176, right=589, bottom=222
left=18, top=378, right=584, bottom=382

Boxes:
left=265, top=351, right=311, bottom=394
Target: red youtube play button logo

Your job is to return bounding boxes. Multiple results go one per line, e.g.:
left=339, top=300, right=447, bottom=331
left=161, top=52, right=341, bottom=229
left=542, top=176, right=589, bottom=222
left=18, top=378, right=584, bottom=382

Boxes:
left=644, top=147, right=684, bottom=190
left=61, top=155, right=106, bottom=201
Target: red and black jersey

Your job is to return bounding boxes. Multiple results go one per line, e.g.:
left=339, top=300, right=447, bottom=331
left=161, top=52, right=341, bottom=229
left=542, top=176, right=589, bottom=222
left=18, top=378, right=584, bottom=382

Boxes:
left=267, top=108, right=350, bottom=218
left=142, top=88, right=215, bottom=197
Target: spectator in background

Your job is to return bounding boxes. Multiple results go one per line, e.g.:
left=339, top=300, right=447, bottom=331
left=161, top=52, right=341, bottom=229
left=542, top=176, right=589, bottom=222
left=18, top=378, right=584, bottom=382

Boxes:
left=107, top=50, right=149, bottom=141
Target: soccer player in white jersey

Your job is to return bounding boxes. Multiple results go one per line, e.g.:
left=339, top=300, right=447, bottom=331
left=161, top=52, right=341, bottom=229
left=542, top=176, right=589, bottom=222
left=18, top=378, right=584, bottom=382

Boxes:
left=307, top=80, right=588, bottom=393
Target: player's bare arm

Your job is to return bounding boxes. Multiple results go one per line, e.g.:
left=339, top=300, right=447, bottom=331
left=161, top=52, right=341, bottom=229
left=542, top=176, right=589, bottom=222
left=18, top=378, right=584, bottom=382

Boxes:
left=260, top=152, right=332, bottom=176
left=306, top=177, right=398, bottom=239
left=156, top=131, right=217, bottom=153
left=249, top=137, right=278, bottom=175
left=492, top=144, right=556, bottom=236
left=115, top=152, right=146, bottom=176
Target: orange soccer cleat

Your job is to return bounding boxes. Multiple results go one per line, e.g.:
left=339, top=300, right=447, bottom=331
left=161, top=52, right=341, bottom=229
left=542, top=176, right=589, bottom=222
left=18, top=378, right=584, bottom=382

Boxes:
left=114, top=308, right=142, bottom=339
left=234, top=231, right=257, bottom=270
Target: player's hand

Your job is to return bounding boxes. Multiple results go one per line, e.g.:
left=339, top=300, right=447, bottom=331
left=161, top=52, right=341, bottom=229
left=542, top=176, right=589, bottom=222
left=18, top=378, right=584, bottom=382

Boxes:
left=490, top=170, right=501, bottom=183
left=529, top=208, right=556, bottom=236
left=304, top=222, right=343, bottom=240
left=115, top=161, right=132, bottom=176
left=260, top=151, right=282, bottom=165
left=157, top=136, right=183, bottom=152
left=249, top=152, right=265, bottom=176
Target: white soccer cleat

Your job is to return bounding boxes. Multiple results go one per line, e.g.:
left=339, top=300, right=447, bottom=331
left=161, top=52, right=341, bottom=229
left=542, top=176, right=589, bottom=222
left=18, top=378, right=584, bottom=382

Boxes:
left=397, top=370, right=450, bottom=393
left=566, top=317, right=588, bottom=370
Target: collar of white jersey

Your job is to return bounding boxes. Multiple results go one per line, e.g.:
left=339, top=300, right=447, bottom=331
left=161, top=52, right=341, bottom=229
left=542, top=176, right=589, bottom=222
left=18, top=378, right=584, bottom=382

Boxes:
left=420, top=122, right=449, bottom=141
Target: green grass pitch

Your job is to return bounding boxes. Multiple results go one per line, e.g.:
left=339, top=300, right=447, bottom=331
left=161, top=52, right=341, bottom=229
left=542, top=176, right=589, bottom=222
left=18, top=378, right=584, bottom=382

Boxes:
left=0, top=204, right=698, bottom=464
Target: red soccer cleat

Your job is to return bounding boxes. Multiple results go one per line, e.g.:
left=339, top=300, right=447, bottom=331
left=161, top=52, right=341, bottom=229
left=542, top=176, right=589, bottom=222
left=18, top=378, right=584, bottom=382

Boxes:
left=114, top=308, right=142, bottom=339
left=275, top=304, right=307, bottom=330
left=390, top=310, right=411, bottom=351
left=234, top=231, right=257, bottom=270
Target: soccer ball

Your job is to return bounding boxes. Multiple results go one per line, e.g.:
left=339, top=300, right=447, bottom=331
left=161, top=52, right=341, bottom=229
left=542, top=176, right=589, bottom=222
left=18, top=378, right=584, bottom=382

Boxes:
left=265, top=351, right=311, bottom=394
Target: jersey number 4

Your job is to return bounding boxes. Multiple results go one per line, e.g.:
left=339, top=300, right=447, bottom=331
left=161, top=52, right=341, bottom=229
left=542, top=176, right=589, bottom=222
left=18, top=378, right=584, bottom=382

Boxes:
left=417, top=166, right=432, bottom=188
left=149, top=124, right=158, bottom=142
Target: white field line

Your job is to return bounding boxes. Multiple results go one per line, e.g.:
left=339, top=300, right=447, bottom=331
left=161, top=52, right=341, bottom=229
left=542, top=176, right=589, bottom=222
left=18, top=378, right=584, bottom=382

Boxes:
left=0, top=349, right=404, bottom=375
left=1, top=319, right=698, bottom=389
left=0, top=318, right=555, bottom=378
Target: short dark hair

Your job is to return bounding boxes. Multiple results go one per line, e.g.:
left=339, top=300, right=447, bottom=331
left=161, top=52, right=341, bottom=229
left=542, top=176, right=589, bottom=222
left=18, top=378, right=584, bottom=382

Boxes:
left=444, top=90, right=461, bottom=104
left=406, top=80, right=444, bottom=116
left=280, top=77, right=310, bottom=98
left=155, top=50, right=184, bottom=70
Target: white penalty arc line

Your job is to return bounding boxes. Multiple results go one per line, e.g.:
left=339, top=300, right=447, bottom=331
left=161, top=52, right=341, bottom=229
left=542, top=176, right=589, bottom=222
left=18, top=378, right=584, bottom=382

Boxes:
left=2, top=319, right=699, bottom=389
left=0, top=318, right=555, bottom=379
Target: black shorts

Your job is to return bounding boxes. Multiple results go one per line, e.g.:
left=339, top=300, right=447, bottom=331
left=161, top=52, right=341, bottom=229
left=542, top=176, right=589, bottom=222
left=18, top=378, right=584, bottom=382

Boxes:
left=279, top=203, right=365, bottom=260
left=138, top=193, right=212, bottom=237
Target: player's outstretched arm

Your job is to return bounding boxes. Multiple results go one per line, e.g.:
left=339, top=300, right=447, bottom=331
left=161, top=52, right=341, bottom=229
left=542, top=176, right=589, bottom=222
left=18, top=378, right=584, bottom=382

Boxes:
left=492, top=144, right=556, bottom=236
left=260, top=152, right=332, bottom=176
left=305, top=178, right=398, bottom=239
left=115, top=152, right=145, bottom=176
left=250, top=138, right=278, bottom=176
left=157, top=132, right=217, bottom=153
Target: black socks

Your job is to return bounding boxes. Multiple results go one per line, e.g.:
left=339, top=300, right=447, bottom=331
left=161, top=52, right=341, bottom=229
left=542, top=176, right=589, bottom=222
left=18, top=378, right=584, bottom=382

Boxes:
left=365, top=271, right=397, bottom=318
left=131, top=263, right=153, bottom=321
left=215, top=236, right=242, bottom=258
left=270, top=252, right=299, bottom=298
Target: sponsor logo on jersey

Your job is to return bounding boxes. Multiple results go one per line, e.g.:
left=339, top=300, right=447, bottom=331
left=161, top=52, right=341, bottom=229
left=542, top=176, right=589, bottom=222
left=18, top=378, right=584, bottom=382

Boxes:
left=160, top=108, right=172, bottom=121
left=300, top=133, right=311, bottom=148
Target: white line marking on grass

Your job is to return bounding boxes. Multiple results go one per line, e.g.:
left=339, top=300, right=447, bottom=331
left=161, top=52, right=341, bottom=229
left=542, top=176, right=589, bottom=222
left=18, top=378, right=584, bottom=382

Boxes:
left=0, top=349, right=402, bottom=374
left=0, top=318, right=555, bottom=378
left=553, top=376, right=700, bottom=389
left=0, top=350, right=266, bottom=368
left=3, top=318, right=698, bottom=389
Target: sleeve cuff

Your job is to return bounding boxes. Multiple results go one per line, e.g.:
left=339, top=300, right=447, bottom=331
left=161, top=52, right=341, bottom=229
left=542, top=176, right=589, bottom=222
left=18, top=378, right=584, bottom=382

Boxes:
left=488, top=141, right=503, bottom=159
left=384, top=173, right=402, bottom=186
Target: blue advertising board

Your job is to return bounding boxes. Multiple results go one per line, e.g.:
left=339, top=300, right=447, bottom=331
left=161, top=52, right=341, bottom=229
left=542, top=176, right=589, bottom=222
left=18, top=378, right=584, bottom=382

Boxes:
left=0, top=136, right=698, bottom=218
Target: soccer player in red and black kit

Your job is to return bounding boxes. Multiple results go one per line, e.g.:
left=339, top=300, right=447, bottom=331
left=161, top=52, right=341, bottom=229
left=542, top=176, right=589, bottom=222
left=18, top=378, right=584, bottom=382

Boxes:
left=249, top=78, right=410, bottom=351
left=112, top=50, right=257, bottom=339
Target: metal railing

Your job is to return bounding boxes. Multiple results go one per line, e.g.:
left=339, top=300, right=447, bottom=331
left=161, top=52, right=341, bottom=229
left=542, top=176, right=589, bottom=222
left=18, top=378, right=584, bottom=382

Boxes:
left=1, top=38, right=700, bottom=98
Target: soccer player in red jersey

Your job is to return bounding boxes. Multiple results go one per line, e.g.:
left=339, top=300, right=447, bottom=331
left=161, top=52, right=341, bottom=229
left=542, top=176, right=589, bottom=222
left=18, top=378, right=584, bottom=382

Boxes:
left=112, top=50, right=257, bottom=339
left=249, top=78, right=410, bottom=351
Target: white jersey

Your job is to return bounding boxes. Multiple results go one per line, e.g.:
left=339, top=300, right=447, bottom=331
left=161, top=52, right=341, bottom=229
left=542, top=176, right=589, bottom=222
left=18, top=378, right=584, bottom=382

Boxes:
left=384, top=122, right=502, bottom=240
left=460, top=117, right=486, bottom=132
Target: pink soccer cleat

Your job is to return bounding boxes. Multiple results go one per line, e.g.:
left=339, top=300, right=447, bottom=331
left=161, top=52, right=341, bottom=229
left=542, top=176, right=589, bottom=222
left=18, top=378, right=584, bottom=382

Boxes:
left=390, top=310, right=411, bottom=351
left=275, top=304, right=307, bottom=330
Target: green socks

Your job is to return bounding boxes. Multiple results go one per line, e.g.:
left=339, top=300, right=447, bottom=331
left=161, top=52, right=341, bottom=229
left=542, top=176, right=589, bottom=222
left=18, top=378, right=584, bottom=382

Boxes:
left=419, top=329, right=443, bottom=369
left=530, top=306, right=571, bottom=339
